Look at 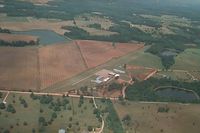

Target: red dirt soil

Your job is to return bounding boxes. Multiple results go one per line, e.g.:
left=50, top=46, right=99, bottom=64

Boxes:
left=126, top=65, right=157, bottom=81
left=76, top=40, right=144, bottom=68
left=136, top=69, right=157, bottom=80
left=0, top=40, right=144, bottom=91
left=0, top=47, right=38, bottom=91
left=39, top=42, right=87, bottom=89
left=127, top=65, right=145, bottom=70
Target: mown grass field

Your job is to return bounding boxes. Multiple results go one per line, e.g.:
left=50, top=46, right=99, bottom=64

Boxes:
left=172, top=48, right=200, bottom=71
left=127, top=47, right=164, bottom=69
left=114, top=101, right=200, bottom=133
left=0, top=93, right=101, bottom=133
left=0, top=13, right=28, bottom=22
left=154, top=71, right=192, bottom=81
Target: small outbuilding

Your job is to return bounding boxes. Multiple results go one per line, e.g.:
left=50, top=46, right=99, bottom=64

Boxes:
left=58, top=129, right=66, bottom=133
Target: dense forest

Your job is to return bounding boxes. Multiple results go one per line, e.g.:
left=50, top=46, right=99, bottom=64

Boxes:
left=125, top=78, right=200, bottom=103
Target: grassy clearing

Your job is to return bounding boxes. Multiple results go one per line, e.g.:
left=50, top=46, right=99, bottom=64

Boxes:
left=155, top=71, right=192, bottom=81
left=114, top=101, right=200, bottom=133
left=0, top=93, right=100, bottom=133
left=172, top=48, right=200, bottom=71
left=128, top=48, right=163, bottom=69
left=0, top=13, right=28, bottom=22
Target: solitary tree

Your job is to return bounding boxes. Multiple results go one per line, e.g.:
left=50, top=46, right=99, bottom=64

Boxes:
left=52, top=112, right=57, bottom=119
left=0, top=92, right=2, bottom=98
left=23, top=121, right=28, bottom=126
left=73, top=19, right=76, bottom=26
left=112, top=42, right=116, bottom=48
left=122, top=114, right=131, bottom=125
left=0, top=103, right=6, bottom=109
left=38, top=117, right=45, bottom=125
left=79, top=95, right=84, bottom=107
left=88, top=126, right=93, bottom=132
left=3, top=129, right=10, bottom=133
left=32, top=128, right=36, bottom=133
left=6, top=104, right=16, bottom=113
left=123, top=64, right=127, bottom=70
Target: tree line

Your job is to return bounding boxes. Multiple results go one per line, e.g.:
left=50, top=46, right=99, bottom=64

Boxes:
left=0, top=40, right=39, bottom=47
left=0, top=28, right=11, bottom=34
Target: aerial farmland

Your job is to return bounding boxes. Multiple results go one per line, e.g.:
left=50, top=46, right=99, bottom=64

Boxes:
left=0, top=0, right=200, bottom=133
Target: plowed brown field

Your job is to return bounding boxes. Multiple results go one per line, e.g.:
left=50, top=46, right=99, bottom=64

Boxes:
left=0, top=40, right=144, bottom=91
left=76, top=40, right=144, bottom=68
left=39, top=42, right=87, bottom=89
left=0, top=47, right=38, bottom=91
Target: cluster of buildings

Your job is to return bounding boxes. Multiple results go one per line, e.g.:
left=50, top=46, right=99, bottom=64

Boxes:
left=91, top=69, right=121, bottom=84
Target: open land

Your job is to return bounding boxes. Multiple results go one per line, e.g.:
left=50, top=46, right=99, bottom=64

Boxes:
left=0, top=40, right=144, bottom=91
left=39, top=42, right=87, bottom=89
left=172, top=48, right=200, bottom=71
left=19, top=0, right=52, bottom=5
left=0, top=16, right=73, bottom=35
left=0, top=47, right=38, bottom=91
left=75, top=13, right=114, bottom=30
left=42, top=44, right=160, bottom=94
left=0, top=0, right=200, bottom=133
left=74, top=14, right=117, bottom=36
left=76, top=40, right=144, bottom=68
left=127, top=48, right=164, bottom=69
left=0, top=93, right=101, bottom=133
left=114, top=101, right=200, bottom=133
left=154, top=71, right=194, bottom=82
left=0, top=33, right=38, bottom=43
left=0, top=13, right=116, bottom=36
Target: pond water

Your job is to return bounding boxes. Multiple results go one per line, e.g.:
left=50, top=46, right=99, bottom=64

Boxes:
left=0, top=4, right=4, bottom=8
left=161, top=51, right=178, bottom=56
left=13, top=29, right=69, bottom=45
left=155, top=87, right=198, bottom=101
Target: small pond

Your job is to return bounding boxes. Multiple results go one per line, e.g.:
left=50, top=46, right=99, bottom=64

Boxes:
left=161, top=51, right=178, bottom=56
left=155, top=87, right=198, bottom=102
left=12, top=29, right=69, bottom=45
